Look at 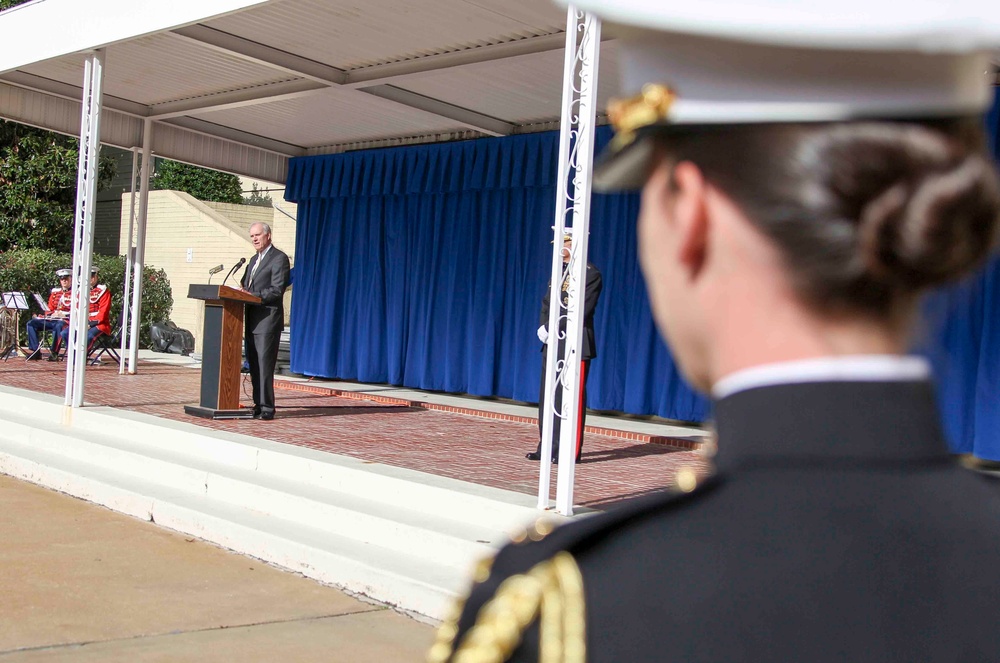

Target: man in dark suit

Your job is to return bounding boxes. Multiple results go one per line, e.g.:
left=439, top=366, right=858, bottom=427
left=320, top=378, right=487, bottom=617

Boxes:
left=527, top=232, right=603, bottom=463
left=240, top=222, right=290, bottom=421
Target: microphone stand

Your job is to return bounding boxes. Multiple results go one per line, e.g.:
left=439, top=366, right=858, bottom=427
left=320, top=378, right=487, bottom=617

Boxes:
left=222, top=258, right=246, bottom=288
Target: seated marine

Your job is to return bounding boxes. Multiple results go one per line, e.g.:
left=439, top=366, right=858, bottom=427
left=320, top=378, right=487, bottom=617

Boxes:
left=57, top=266, right=111, bottom=355
left=25, top=268, right=72, bottom=361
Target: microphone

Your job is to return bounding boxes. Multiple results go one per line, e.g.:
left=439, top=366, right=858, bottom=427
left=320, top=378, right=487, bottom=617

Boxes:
left=222, top=257, right=246, bottom=287
left=207, top=264, right=224, bottom=284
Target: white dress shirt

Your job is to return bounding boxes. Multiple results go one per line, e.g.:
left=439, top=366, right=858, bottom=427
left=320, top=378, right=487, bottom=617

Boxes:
left=248, top=245, right=271, bottom=288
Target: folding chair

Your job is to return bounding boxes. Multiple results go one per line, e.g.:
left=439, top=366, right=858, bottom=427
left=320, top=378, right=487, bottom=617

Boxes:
left=88, top=326, right=122, bottom=366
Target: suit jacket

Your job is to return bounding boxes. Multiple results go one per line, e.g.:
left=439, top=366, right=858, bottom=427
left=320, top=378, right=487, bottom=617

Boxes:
left=434, top=380, right=1000, bottom=662
left=240, top=246, right=291, bottom=336
left=540, top=263, right=603, bottom=360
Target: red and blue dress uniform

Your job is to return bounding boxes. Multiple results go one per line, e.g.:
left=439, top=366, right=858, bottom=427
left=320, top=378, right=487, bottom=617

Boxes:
left=58, top=284, right=111, bottom=351
left=26, top=286, right=73, bottom=353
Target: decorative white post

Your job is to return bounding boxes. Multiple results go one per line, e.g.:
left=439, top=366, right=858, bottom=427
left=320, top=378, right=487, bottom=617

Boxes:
left=538, top=7, right=601, bottom=515
left=119, top=147, right=139, bottom=374
left=64, top=50, right=105, bottom=407
left=126, top=118, right=153, bottom=374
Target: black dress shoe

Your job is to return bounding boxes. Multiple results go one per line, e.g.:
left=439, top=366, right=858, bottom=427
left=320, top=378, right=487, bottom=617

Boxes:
left=46, top=354, right=60, bottom=362
left=260, top=412, right=274, bottom=421
left=251, top=407, right=262, bottom=419
left=526, top=451, right=541, bottom=461
left=25, top=348, right=42, bottom=361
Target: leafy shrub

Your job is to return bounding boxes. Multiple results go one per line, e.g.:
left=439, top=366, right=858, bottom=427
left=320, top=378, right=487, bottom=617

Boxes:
left=151, top=160, right=244, bottom=204
left=0, top=249, right=172, bottom=348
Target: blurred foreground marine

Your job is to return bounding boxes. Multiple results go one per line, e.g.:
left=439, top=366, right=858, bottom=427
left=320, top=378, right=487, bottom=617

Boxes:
left=430, top=1, right=1000, bottom=661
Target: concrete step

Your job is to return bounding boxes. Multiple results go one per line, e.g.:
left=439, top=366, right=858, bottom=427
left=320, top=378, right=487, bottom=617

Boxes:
left=0, top=410, right=499, bottom=569
left=14, top=391, right=545, bottom=532
left=0, top=439, right=458, bottom=617
left=0, top=384, right=575, bottom=618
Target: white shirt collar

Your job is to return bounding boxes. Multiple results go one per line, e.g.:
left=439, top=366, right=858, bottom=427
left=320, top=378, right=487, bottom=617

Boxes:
left=256, top=244, right=272, bottom=261
left=712, top=355, right=932, bottom=400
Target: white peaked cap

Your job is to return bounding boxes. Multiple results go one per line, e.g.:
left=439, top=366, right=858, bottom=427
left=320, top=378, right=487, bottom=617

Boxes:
left=555, top=0, right=1000, bottom=189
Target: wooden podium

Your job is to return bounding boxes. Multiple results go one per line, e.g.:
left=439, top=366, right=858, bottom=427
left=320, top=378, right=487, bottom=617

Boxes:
left=184, top=284, right=260, bottom=419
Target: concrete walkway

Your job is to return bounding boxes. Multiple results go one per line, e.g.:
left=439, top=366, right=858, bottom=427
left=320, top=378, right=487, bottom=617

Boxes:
left=0, top=474, right=434, bottom=662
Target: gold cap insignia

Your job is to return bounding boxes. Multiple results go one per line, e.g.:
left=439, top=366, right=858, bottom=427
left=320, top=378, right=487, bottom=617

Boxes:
left=606, top=84, right=676, bottom=152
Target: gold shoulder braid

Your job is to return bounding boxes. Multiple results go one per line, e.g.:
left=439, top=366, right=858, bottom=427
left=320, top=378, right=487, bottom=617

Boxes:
left=446, top=552, right=586, bottom=663
left=428, top=555, right=496, bottom=663
left=428, top=518, right=565, bottom=663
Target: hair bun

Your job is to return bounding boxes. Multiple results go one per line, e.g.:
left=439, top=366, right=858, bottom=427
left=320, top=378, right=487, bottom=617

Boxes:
left=860, top=154, right=1000, bottom=289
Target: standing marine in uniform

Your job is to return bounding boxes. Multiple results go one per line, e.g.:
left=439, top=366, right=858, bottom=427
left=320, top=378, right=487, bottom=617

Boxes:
left=240, top=222, right=290, bottom=421
left=430, top=1, right=1000, bottom=661
left=26, top=268, right=72, bottom=360
left=528, top=231, right=603, bottom=464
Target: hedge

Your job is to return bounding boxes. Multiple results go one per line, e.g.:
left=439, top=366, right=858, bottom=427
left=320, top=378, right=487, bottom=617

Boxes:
left=0, top=248, right=173, bottom=348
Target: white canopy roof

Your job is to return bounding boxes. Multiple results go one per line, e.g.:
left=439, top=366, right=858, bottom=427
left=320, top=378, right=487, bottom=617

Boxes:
left=0, top=0, right=620, bottom=182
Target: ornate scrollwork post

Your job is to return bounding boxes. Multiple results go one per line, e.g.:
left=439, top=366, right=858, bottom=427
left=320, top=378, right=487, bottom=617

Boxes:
left=65, top=50, right=105, bottom=406
left=538, top=7, right=602, bottom=515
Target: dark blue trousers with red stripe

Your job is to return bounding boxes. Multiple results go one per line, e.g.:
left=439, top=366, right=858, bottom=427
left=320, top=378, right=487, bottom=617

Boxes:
left=535, top=356, right=590, bottom=462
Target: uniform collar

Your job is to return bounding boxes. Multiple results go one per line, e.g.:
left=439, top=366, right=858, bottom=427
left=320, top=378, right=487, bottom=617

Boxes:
left=712, top=355, right=931, bottom=400
left=712, top=359, right=949, bottom=470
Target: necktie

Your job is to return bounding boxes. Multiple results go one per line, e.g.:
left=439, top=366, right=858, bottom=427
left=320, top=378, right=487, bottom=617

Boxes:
left=248, top=255, right=262, bottom=288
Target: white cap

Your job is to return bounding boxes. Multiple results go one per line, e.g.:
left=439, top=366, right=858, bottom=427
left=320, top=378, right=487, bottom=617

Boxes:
left=558, top=0, right=1000, bottom=189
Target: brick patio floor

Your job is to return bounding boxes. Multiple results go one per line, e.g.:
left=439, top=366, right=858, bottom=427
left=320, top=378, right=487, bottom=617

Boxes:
left=0, top=359, right=709, bottom=510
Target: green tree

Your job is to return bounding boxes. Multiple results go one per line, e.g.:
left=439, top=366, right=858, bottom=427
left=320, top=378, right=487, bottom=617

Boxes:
left=0, top=120, right=117, bottom=253
left=151, top=160, right=244, bottom=204
left=243, top=182, right=273, bottom=207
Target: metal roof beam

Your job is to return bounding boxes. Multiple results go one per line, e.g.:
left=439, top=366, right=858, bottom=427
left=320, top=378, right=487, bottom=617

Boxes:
left=168, top=26, right=568, bottom=90
left=344, top=33, right=568, bottom=88
left=147, top=78, right=326, bottom=119
left=0, top=71, right=149, bottom=117
left=162, top=116, right=307, bottom=156
left=360, top=85, right=514, bottom=137
left=169, top=24, right=349, bottom=86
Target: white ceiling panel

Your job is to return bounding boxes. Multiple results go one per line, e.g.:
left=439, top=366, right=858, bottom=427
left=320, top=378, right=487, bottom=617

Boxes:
left=394, top=44, right=620, bottom=125
left=190, top=87, right=467, bottom=148
left=205, top=0, right=566, bottom=70
left=21, top=33, right=297, bottom=106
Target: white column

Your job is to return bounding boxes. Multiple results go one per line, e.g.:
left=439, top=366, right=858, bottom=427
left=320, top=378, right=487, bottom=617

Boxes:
left=126, top=118, right=153, bottom=374
left=64, top=50, right=105, bottom=407
left=118, top=147, right=140, bottom=374
left=538, top=7, right=602, bottom=516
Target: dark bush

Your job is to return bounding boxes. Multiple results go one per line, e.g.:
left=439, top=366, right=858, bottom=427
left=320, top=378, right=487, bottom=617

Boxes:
left=0, top=249, right=173, bottom=348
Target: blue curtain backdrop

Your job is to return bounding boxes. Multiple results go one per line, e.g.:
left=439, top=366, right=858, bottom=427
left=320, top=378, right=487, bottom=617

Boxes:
left=285, top=126, right=710, bottom=423
left=919, top=87, right=1000, bottom=460
left=286, top=97, right=1000, bottom=457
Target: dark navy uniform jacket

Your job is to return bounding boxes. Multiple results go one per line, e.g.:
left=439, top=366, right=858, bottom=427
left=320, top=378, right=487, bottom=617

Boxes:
left=432, top=377, right=1000, bottom=662
left=540, top=263, right=603, bottom=361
